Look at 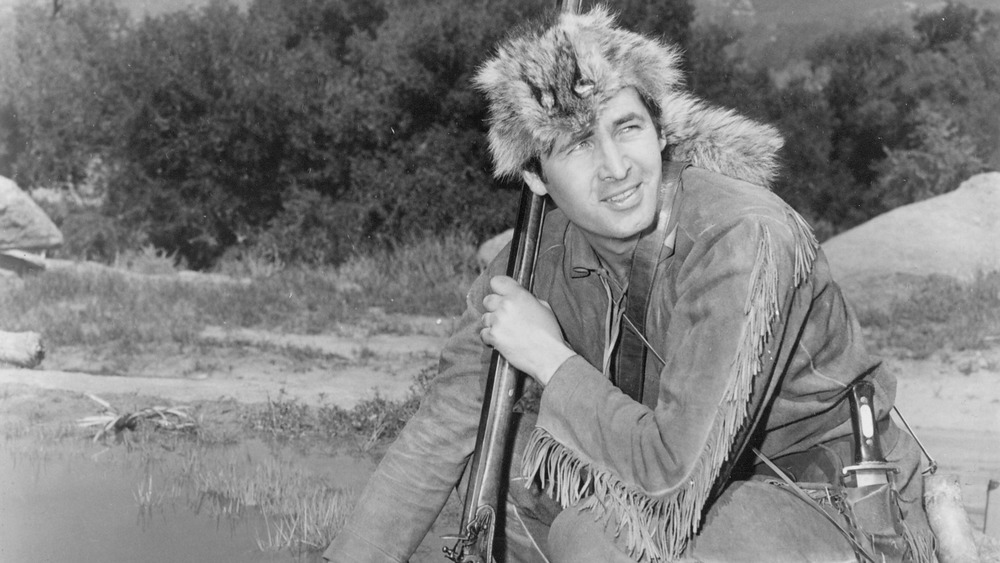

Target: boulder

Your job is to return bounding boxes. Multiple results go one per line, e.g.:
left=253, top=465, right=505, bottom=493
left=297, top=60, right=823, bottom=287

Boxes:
left=476, top=228, right=513, bottom=268
left=0, top=175, right=64, bottom=251
left=822, top=172, right=1000, bottom=308
left=0, top=330, right=45, bottom=369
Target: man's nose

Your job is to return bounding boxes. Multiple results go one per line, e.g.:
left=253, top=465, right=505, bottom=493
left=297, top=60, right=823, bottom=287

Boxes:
left=597, top=138, right=630, bottom=181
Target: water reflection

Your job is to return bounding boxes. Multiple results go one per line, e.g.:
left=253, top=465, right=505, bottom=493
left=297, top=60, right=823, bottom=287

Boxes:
left=0, top=435, right=373, bottom=563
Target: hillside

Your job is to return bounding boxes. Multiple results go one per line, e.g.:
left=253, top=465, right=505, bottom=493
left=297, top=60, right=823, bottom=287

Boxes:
left=697, top=0, right=1000, bottom=67
left=823, top=172, right=1000, bottom=310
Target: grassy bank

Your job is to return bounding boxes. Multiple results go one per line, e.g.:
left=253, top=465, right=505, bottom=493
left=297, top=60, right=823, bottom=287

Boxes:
left=1, top=233, right=480, bottom=349
left=4, top=239, right=996, bottom=363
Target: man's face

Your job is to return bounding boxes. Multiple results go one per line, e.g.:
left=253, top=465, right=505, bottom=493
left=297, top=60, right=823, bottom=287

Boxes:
left=524, top=88, right=666, bottom=243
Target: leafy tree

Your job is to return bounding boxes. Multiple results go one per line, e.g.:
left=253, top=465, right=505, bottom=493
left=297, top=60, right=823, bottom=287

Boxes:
left=107, top=3, right=305, bottom=266
left=14, top=0, right=997, bottom=267
left=0, top=0, right=130, bottom=187
left=594, top=0, right=694, bottom=46
left=348, top=126, right=516, bottom=247
left=873, top=105, right=986, bottom=210
left=809, top=26, right=917, bottom=191
left=685, top=22, right=746, bottom=100
left=686, top=23, right=855, bottom=239
left=801, top=2, right=1000, bottom=230
left=913, top=0, right=996, bottom=49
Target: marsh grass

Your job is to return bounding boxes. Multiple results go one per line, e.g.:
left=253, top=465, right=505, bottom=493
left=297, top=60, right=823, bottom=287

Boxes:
left=0, top=389, right=352, bottom=558
left=2, top=420, right=81, bottom=441
left=244, top=367, right=433, bottom=450
left=192, top=456, right=357, bottom=554
left=257, top=488, right=357, bottom=553
left=858, top=271, right=1000, bottom=358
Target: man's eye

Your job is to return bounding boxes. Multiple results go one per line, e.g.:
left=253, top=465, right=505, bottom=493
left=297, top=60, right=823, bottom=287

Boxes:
left=568, top=140, right=592, bottom=153
left=619, top=122, right=642, bottom=134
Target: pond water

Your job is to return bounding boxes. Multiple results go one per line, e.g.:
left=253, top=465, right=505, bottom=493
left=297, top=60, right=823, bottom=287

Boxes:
left=0, top=436, right=376, bottom=563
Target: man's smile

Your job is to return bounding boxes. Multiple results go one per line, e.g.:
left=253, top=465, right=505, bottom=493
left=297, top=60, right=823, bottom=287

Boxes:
left=601, top=183, right=642, bottom=208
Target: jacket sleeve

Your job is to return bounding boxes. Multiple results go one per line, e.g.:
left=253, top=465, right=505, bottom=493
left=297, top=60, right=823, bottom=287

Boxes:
left=323, top=270, right=498, bottom=562
left=523, top=211, right=817, bottom=561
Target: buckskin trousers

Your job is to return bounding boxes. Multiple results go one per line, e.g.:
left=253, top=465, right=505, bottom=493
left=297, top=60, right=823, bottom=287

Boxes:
left=502, top=477, right=870, bottom=563
left=500, top=425, right=932, bottom=563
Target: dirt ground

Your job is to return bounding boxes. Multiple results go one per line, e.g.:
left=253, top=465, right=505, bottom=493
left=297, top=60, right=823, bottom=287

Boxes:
left=1, top=310, right=999, bottom=547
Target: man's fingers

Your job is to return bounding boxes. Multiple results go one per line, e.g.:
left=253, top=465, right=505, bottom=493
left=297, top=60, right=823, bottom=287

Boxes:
left=488, top=275, right=521, bottom=294
left=484, top=276, right=529, bottom=317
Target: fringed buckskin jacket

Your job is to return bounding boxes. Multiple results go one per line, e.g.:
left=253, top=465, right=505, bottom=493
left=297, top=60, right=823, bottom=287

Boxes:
left=325, top=118, right=927, bottom=563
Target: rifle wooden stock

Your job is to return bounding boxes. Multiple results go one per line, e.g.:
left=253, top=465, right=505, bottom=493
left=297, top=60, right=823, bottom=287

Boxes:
left=444, top=187, right=546, bottom=563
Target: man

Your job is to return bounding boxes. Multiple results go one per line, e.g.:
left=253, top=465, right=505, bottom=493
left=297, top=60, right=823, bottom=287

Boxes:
left=325, top=7, right=932, bottom=562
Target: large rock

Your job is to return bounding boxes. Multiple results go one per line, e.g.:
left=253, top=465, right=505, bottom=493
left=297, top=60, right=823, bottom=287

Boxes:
left=823, top=172, right=1000, bottom=308
left=476, top=228, right=513, bottom=268
left=0, top=175, right=63, bottom=251
left=0, top=330, right=44, bottom=369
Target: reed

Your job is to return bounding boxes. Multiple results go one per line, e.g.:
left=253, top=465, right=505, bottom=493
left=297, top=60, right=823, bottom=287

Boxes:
left=191, top=456, right=358, bottom=553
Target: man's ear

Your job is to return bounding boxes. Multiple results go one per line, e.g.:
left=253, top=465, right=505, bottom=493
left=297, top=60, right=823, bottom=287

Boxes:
left=658, top=131, right=667, bottom=152
left=521, top=170, right=548, bottom=197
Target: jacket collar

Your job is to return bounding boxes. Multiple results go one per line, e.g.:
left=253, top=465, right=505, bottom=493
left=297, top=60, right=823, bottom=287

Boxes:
left=564, top=169, right=682, bottom=297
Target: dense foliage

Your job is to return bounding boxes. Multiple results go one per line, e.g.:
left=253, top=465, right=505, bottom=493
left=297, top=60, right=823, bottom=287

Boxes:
left=686, top=3, right=999, bottom=238
left=0, top=0, right=997, bottom=267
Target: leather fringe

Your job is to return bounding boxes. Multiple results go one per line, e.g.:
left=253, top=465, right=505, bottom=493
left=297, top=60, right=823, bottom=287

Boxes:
left=786, top=208, right=819, bottom=286
left=522, top=220, right=821, bottom=561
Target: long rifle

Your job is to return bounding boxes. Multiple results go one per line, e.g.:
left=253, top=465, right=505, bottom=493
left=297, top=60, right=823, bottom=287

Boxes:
left=442, top=187, right=545, bottom=563
left=443, top=6, right=581, bottom=562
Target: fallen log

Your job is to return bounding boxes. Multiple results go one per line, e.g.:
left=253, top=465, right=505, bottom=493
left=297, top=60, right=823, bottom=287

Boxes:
left=0, top=250, right=46, bottom=276
left=925, top=473, right=986, bottom=563
left=0, top=330, right=45, bottom=368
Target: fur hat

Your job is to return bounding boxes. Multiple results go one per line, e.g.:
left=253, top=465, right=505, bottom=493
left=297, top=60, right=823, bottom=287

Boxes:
left=474, top=6, right=784, bottom=187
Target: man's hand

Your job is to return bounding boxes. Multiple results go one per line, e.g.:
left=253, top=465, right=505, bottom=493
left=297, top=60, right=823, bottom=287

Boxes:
left=480, top=275, right=576, bottom=386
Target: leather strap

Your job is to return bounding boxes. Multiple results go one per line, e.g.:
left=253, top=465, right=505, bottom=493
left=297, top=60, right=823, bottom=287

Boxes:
left=612, top=161, right=688, bottom=406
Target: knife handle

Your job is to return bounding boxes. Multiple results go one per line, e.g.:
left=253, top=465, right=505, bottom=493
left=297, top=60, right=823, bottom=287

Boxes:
left=848, top=380, right=885, bottom=464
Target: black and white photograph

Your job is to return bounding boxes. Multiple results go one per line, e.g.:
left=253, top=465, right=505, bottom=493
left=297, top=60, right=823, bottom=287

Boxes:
left=1, top=0, right=998, bottom=561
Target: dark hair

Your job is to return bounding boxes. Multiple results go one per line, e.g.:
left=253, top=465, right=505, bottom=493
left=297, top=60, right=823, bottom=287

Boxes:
left=524, top=156, right=544, bottom=180
left=639, top=92, right=664, bottom=138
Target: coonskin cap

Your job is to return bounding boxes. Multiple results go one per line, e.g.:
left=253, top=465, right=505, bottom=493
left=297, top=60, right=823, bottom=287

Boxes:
left=474, top=6, right=784, bottom=187
left=474, top=6, right=682, bottom=179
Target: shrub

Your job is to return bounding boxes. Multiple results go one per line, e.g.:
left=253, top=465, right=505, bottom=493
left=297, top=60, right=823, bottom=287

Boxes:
left=336, top=231, right=481, bottom=316
left=254, top=185, right=365, bottom=267
left=348, top=126, right=518, bottom=248
left=860, top=271, right=1000, bottom=357
left=873, top=105, right=986, bottom=210
left=54, top=209, right=146, bottom=263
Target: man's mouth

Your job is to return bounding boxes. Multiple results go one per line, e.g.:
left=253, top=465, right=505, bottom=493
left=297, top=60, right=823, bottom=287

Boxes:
left=602, top=184, right=640, bottom=206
